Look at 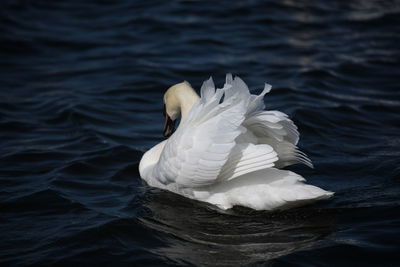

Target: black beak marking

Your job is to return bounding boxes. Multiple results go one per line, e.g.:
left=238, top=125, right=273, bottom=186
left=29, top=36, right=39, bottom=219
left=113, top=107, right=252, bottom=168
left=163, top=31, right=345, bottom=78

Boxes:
left=163, top=104, right=175, bottom=137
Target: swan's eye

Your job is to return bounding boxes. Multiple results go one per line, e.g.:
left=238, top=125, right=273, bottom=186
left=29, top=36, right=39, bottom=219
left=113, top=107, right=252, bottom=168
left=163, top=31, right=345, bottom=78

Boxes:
left=163, top=104, right=166, bottom=117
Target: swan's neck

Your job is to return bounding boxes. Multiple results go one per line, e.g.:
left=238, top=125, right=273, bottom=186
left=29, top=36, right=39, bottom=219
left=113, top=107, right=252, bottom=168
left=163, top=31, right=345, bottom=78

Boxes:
left=178, top=90, right=199, bottom=120
left=164, top=82, right=199, bottom=121
left=166, top=82, right=199, bottom=120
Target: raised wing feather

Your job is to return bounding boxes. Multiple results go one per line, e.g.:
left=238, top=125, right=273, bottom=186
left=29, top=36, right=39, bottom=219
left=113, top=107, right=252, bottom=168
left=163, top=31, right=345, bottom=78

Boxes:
left=217, top=143, right=278, bottom=181
left=154, top=78, right=247, bottom=188
left=154, top=74, right=312, bottom=189
left=244, top=111, right=313, bottom=168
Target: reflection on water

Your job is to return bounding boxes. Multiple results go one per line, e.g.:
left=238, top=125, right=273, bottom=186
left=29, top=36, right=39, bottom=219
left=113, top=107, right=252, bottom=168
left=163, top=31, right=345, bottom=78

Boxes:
left=140, top=191, right=336, bottom=266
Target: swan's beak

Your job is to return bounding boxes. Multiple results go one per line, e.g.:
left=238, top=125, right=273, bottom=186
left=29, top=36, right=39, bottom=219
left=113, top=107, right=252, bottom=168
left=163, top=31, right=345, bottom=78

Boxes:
left=163, top=105, right=175, bottom=137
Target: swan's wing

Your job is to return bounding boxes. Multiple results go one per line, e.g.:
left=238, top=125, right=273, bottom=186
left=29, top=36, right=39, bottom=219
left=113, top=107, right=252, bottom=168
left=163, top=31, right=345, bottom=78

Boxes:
left=154, top=74, right=311, bottom=188
left=154, top=78, right=248, bottom=188
left=244, top=111, right=299, bottom=144
left=244, top=111, right=313, bottom=168
left=217, top=143, right=279, bottom=181
left=224, top=74, right=312, bottom=168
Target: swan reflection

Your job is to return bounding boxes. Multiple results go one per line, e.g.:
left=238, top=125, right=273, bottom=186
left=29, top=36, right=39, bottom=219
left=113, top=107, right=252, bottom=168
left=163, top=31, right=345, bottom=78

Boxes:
left=140, top=190, right=336, bottom=266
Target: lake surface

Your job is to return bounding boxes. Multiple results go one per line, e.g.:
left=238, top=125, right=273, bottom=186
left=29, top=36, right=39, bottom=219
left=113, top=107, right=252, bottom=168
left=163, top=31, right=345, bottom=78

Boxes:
left=1, top=0, right=399, bottom=265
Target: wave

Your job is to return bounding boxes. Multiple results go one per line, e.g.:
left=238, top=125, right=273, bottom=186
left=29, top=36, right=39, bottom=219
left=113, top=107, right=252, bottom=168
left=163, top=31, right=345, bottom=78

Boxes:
left=1, top=0, right=399, bottom=265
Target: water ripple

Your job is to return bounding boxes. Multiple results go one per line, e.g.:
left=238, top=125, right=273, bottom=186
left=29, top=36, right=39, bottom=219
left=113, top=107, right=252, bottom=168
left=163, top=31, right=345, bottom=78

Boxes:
left=1, top=0, right=399, bottom=265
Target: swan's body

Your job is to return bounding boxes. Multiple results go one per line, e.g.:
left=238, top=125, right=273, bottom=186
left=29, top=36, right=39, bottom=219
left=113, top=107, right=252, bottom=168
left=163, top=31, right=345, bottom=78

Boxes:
left=139, top=75, right=333, bottom=210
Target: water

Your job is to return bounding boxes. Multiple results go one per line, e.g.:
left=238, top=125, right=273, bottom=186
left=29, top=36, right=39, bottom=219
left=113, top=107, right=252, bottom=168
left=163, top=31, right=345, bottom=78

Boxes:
left=1, top=0, right=399, bottom=265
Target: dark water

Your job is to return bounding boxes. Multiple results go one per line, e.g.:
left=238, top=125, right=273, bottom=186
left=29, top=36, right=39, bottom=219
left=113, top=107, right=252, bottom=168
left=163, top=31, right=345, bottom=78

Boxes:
left=1, top=0, right=400, bottom=265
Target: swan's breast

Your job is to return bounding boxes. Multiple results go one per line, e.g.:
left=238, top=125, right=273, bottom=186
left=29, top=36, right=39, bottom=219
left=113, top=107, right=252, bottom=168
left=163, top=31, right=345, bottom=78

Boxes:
left=139, top=140, right=167, bottom=181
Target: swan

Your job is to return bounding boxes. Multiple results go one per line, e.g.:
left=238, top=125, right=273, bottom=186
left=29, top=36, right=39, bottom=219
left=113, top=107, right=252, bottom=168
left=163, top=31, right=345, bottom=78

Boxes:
left=139, top=74, right=333, bottom=210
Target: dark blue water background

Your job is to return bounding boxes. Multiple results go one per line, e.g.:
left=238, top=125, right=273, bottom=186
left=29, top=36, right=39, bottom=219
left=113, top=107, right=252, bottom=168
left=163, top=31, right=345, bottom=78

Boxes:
left=1, top=0, right=400, bottom=265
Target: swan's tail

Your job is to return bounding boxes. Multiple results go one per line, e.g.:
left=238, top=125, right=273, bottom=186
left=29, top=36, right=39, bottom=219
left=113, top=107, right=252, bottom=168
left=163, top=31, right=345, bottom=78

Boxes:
left=201, top=168, right=333, bottom=210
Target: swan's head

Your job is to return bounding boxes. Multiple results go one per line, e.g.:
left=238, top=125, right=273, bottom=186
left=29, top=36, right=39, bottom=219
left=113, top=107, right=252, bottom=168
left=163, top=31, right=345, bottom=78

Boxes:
left=163, top=81, right=199, bottom=137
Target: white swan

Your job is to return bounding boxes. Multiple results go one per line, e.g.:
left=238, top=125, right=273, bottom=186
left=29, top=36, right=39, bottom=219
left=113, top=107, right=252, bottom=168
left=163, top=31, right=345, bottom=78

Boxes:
left=139, top=75, right=333, bottom=210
